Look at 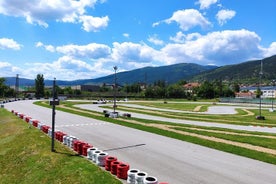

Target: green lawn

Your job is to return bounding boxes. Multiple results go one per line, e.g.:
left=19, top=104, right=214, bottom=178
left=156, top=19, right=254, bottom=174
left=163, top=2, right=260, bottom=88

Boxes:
left=0, top=108, right=121, bottom=184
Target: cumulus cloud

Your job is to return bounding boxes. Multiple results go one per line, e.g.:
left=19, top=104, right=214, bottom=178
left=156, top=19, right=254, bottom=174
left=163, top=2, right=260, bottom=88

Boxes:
left=170, top=32, right=202, bottom=43
left=162, top=29, right=263, bottom=65
left=56, top=43, right=111, bottom=59
left=111, top=42, right=163, bottom=64
left=148, top=35, right=164, bottom=46
left=0, top=38, right=22, bottom=50
left=18, top=56, right=110, bottom=80
left=79, top=15, right=109, bottom=32
left=153, top=9, right=211, bottom=31
left=263, top=42, right=276, bottom=57
left=0, top=0, right=108, bottom=31
left=196, top=0, right=218, bottom=9
left=216, top=9, right=236, bottom=25
left=0, top=61, right=21, bottom=77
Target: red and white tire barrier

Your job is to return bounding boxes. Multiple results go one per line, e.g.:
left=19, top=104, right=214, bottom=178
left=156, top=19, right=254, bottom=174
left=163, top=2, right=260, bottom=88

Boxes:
left=10, top=109, right=168, bottom=184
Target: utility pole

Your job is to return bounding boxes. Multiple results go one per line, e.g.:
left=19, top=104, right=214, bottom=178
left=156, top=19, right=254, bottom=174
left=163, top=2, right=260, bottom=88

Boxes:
left=15, top=74, right=19, bottom=100
left=257, top=60, right=265, bottom=120
left=51, top=78, right=57, bottom=152
left=113, top=66, right=118, bottom=113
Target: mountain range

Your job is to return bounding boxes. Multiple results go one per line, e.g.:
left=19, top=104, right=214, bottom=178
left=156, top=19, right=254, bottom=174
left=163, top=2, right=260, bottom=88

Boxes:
left=3, top=55, right=276, bottom=86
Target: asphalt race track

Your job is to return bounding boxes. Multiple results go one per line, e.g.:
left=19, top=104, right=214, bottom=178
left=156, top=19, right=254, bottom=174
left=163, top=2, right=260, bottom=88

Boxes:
left=4, top=100, right=276, bottom=184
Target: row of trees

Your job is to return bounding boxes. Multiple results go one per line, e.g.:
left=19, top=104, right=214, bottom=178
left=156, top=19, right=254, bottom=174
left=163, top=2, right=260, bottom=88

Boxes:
left=143, top=80, right=237, bottom=99
left=1, top=74, right=239, bottom=100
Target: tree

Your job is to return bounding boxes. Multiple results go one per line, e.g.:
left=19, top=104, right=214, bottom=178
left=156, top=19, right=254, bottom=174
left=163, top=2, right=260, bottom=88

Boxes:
left=0, top=78, right=7, bottom=98
left=35, top=74, right=45, bottom=98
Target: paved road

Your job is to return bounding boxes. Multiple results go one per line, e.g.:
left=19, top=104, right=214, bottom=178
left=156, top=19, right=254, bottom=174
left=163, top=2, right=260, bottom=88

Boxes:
left=3, top=100, right=276, bottom=184
left=77, top=103, right=276, bottom=134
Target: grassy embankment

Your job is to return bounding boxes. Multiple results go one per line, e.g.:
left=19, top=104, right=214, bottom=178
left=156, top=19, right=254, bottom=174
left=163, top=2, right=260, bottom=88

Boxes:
left=34, top=100, right=276, bottom=165
left=0, top=108, right=121, bottom=184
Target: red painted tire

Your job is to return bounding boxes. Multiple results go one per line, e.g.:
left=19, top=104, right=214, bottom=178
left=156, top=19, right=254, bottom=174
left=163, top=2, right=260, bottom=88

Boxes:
left=111, top=161, right=121, bottom=175
left=82, top=144, right=92, bottom=156
left=73, top=140, right=80, bottom=152
left=105, top=156, right=117, bottom=171
left=117, top=163, right=130, bottom=180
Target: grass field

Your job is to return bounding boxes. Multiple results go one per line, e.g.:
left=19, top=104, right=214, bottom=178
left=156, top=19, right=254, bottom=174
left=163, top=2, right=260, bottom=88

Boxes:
left=0, top=108, right=121, bottom=184
left=34, top=100, right=276, bottom=165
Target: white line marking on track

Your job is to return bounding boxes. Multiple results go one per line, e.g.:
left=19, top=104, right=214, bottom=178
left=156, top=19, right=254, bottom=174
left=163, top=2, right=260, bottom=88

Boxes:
left=56, top=122, right=108, bottom=128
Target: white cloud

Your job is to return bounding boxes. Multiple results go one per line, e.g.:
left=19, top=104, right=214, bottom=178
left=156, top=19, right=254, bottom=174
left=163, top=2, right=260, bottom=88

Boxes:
left=0, top=38, right=22, bottom=50
left=56, top=43, right=111, bottom=59
left=196, top=0, right=218, bottom=9
left=0, top=0, right=108, bottom=31
left=148, top=35, right=164, bottom=46
left=123, top=33, right=130, bottom=38
left=153, top=9, right=211, bottom=31
left=263, top=42, right=276, bottom=57
left=0, top=61, right=21, bottom=77
left=79, top=15, right=109, bottom=32
left=111, top=42, right=163, bottom=64
left=35, top=42, right=56, bottom=52
left=19, top=56, right=108, bottom=80
left=170, top=32, right=202, bottom=43
left=216, top=9, right=236, bottom=25
left=162, top=29, right=263, bottom=65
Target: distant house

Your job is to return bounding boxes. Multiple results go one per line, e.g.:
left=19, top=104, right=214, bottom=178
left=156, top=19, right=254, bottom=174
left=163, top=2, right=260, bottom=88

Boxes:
left=240, top=86, right=276, bottom=98
left=183, top=82, right=200, bottom=93
left=235, top=91, right=256, bottom=99
left=71, top=85, right=101, bottom=92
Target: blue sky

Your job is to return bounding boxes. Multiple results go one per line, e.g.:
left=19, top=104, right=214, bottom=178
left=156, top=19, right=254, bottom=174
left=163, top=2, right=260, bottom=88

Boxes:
left=0, top=0, right=275, bottom=80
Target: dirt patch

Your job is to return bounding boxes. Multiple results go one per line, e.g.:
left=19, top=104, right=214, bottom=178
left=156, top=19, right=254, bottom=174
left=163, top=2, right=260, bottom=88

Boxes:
left=152, top=124, right=276, bottom=155
left=193, top=106, right=202, bottom=112
left=241, top=109, right=255, bottom=116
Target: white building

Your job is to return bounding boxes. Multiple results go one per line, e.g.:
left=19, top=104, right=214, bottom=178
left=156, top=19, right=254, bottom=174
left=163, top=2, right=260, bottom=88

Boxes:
left=240, top=86, right=276, bottom=98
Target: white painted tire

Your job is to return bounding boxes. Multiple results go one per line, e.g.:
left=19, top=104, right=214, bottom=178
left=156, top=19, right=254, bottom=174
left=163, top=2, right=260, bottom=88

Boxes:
left=143, top=176, right=158, bottom=184
left=135, top=171, right=148, bottom=184
left=87, top=147, right=98, bottom=160
left=127, top=169, right=139, bottom=184
left=96, top=152, right=108, bottom=166
left=92, top=150, right=102, bottom=163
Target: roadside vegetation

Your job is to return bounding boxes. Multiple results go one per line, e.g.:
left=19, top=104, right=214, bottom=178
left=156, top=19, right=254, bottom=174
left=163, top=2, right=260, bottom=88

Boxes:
left=0, top=108, right=121, bottom=184
left=34, top=100, right=276, bottom=165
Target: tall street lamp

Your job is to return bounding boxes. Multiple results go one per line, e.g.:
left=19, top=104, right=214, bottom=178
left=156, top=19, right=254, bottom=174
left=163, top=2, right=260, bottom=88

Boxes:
left=256, top=60, right=265, bottom=120
left=271, top=79, right=276, bottom=111
left=113, top=66, right=118, bottom=113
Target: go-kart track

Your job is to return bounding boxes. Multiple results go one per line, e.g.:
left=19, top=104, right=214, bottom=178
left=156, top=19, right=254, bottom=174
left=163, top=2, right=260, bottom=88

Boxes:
left=4, top=100, right=276, bottom=184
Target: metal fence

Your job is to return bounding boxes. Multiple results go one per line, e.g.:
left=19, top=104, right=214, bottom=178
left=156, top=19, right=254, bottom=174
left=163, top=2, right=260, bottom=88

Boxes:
left=219, top=97, right=274, bottom=104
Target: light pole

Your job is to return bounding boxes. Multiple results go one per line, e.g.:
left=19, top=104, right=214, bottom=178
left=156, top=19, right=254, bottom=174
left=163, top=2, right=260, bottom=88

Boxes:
left=271, top=79, right=276, bottom=111
left=51, top=78, right=57, bottom=152
left=113, top=66, right=118, bottom=113
left=257, top=60, right=265, bottom=120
